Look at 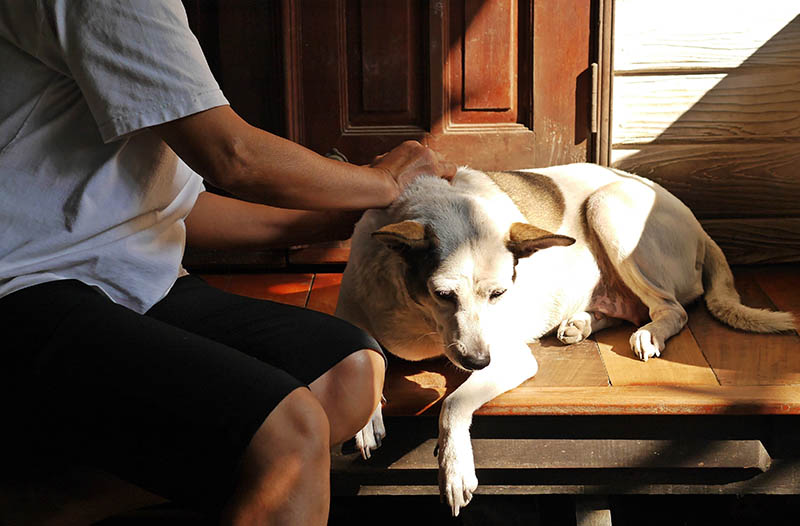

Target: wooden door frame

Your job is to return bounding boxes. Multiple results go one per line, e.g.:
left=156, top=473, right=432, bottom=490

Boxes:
left=280, top=0, right=610, bottom=169
left=594, top=0, right=614, bottom=166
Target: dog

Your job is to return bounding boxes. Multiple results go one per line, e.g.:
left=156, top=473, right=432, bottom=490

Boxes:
left=335, top=163, right=795, bottom=516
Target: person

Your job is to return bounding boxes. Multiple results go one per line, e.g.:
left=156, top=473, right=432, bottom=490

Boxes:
left=0, top=1, right=455, bottom=525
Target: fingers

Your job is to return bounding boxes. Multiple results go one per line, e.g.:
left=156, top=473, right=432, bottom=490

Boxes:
left=438, top=157, right=457, bottom=181
left=371, top=140, right=456, bottom=191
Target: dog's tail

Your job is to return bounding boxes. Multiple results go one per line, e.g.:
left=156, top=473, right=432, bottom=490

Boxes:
left=702, top=235, right=796, bottom=333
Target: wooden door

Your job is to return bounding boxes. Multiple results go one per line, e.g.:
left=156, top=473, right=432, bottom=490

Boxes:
left=283, top=0, right=594, bottom=169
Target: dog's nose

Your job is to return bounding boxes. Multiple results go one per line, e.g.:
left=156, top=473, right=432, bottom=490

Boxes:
left=460, top=353, right=490, bottom=371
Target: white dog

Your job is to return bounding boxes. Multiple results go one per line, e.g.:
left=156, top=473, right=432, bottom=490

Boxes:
left=335, top=163, right=795, bottom=516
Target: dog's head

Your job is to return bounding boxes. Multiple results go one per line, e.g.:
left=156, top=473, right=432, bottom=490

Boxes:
left=372, top=219, right=574, bottom=371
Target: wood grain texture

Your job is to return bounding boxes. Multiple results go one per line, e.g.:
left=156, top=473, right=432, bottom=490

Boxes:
left=531, top=0, right=592, bottom=165
left=525, top=337, right=609, bottom=387
left=701, top=218, right=800, bottom=265
left=610, top=2, right=800, bottom=265
left=384, top=438, right=770, bottom=470
left=194, top=265, right=800, bottom=416
left=753, top=264, right=800, bottom=324
left=198, top=273, right=312, bottom=307
left=383, top=356, right=469, bottom=417
left=611, top=144, right=800, bottom=219
left=446, top=0, right=518, bottom=125
left=183, top=247, right=287, bottom=272
left=287, top=240, right=351, bottom=266
left=463, top=0, right=515, bottom=111
left=479, top=385, right=800, bottom=415
left=612, top=70, right=800, bottom=145
left=614, top=0, right=800, bottom=72
left=687, top=268, right=800, bottom=386
left=594, top=324, right=718, bottom=387
left=382, top=337, right=609, bottom=417
left=306, top=273, right=343, bottom=315
left=359, top=0, right=413, bottom=113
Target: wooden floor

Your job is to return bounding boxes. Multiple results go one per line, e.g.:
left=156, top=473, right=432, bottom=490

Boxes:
left=199, top=264, right=800, bottom=418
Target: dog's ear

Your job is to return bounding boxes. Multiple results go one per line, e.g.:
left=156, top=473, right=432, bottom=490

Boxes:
left=372, top=220, right=432, bottom=252
left=506, top=222, right=575, bottom=259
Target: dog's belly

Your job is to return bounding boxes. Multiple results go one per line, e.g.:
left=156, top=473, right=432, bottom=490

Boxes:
left=589, top=274, right=649, bottom=326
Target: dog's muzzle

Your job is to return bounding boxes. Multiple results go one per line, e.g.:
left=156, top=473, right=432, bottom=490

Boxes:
left=458, top=353, right=490, bottom=371
left=449, top=340, right=491, bottom=371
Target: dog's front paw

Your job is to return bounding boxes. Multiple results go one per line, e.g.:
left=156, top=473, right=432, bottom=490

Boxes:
left=630, top=328, right=663, bottom=361
left=438, top=431, right=478, bottom=517
left=557, top=313, right=592, bottom=344
left=355, top=404, right=386, bottom=459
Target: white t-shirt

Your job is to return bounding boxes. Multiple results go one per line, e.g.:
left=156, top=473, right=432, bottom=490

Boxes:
left=0, top=0, right=229, bottom=313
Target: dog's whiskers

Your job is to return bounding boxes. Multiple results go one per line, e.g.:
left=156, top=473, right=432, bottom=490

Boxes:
left=413, top=331, right=438, bottom=344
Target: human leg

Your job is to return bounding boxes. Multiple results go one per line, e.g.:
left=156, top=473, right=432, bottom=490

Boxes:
left=308, top=348, right=385, bottom=445
left=220, top=387, right=331, bottom=526
left=147, top=275, right=386, bottom=446
left=0, top=279, right=330, bottom=524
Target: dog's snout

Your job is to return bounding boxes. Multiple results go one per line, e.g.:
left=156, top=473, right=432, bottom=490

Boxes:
left=447, top=339, right=492, bottom=371
left=460, top=353, right=490, bottom=371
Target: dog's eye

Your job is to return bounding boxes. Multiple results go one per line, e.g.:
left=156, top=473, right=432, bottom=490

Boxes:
left=434, top=290, right=456, bottom=302
left=489, top=289, right=507, bottom=302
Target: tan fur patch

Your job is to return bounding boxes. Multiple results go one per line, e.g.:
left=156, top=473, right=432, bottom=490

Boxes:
left=372, top=220, right=430, bottom=251
left=506, top=222, right=575, bottom=259
left=486, top=171, right=565, bottom=233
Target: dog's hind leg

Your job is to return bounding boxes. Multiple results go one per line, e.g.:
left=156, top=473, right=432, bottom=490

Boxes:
left=585, top=180, right=702, bottom=361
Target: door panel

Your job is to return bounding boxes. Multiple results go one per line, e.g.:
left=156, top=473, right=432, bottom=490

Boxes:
left=284, top=0, right=593, bottom=169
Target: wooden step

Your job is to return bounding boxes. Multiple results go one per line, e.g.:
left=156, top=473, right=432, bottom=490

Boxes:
left=197, top=264, right=800, bottom=416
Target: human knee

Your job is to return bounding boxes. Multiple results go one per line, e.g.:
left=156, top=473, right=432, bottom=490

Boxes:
left=245, top=388, right=331, bottom=476
left=224, top=389, right=330, bottom=524
left=340, top=349, right=385, bottom=431
left=286, top=387, right=331, bottom=442
left=310, top=348, right=384, bottom=441
left=339, top=349, right=384, bottom=406
left=273, top=387, right=330, bottom=450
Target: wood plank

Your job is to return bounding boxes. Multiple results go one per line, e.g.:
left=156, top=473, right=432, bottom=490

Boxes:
left=383, top=357, right=469, bottom=417
left=687, top=268, right=800, bottom=386
left=223, top=274, right=312, bottom=307
left=611, top=144, right=800, bottom=220
left=382, top=338, right=608, bottom=417
left=530, top=0, right=592, bottom=165
left=183, top=247, right=287, bottom=272
left=359, top=0, right=413, bottom=113
left=612, top=69, right=800, bottom=145
left=368, top=438, right=770, bottom=471
left=614, top=0, right=800, bottom=72
left=525, top=337, right=609, bottom=387
left=594, top=323, right=719, bottom=387
left=338, top=457, right=800, bottom=496
left=306, top=273, right=343, bottom=315
left=463, top=0, right=514, bottom=111
left=753, top=264, right=800, bottom=326
left=287, top=240, right=350, bottom=266
left=478, top=385, right=800, bottom=415
left=575, top=497, right=612, bottom=526
left=701, top=218, right=800, bottom=265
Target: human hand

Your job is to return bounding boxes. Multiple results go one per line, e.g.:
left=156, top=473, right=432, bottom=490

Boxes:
left=370, top=141, right=456, bottom=192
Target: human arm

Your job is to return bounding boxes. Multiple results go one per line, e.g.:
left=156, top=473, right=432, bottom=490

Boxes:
left=153, top=105, right=455, bottom=211
left=184, top=191, right=363, bottom=250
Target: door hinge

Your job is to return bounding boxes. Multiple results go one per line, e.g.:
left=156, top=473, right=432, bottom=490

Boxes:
left=590, top=62, right=599, bottom=135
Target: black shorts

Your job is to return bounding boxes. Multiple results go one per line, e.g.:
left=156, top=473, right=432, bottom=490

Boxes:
left=0, top=275, right=381, bottom=510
